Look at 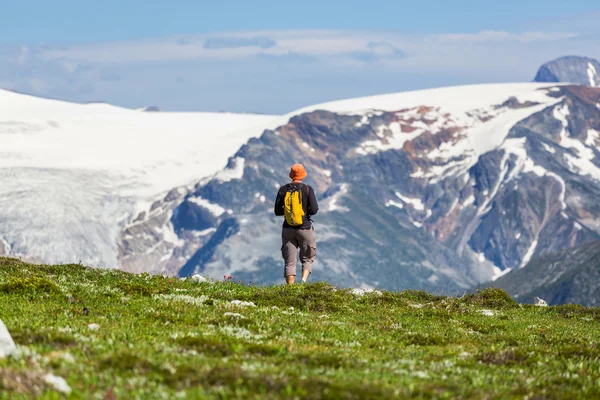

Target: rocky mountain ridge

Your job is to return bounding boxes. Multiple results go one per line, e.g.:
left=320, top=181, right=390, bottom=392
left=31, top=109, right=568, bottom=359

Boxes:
left=534, top=56, right=600, bottom=87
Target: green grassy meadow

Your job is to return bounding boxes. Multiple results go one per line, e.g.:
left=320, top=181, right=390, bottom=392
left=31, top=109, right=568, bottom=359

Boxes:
left=0, top=257, right=599, bottom=399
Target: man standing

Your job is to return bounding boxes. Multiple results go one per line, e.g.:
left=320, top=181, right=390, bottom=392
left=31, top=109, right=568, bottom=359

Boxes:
left=274, top=164, right=319, bottom=284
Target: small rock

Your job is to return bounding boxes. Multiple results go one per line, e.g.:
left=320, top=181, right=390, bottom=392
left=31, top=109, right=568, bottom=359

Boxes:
left=191, top=274, right=208, bottom=283
left=534, top=297, right=548, bottom=307
left=478, top=309, right=495, bottom=316
left=88, top=323, right=100, bottom=331
left=44, top=373, right=72, bottom=394
left=0, top=319, right=16, bottom=358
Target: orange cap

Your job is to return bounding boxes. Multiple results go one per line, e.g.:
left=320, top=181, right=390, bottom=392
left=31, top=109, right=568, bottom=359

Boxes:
left=289, top=164, right=307, bottom=181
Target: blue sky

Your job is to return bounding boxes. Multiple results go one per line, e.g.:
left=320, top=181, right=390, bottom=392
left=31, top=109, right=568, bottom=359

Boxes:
left=1, top=1, right=600, bottom=113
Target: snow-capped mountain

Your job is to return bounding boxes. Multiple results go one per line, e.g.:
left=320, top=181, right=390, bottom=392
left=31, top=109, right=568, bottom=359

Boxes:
left=119, top=83, right=600, bottom=292
left=534, top=56, right=600, bottom=87
left=0, top=89, right=277, bottom=267
left=3, top=82, right=600, bottom=295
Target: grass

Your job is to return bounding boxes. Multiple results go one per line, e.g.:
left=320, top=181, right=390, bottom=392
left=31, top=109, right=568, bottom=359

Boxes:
left=0, top=257, right=599, bottom=399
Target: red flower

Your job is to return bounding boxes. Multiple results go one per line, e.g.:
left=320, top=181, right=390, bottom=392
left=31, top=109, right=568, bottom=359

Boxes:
left=224, top=275, right=227, bottom=279
left=228, top=275, right=233, bottom=280
left=238, top=280, right=242, bottom=283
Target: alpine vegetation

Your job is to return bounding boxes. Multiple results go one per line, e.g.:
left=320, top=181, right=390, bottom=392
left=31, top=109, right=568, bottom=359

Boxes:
left=1, top=257, right=599, bottom=399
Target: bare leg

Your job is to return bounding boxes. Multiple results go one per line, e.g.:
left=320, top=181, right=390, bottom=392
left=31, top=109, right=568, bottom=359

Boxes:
left=286, top=276, right=295, bottom=285
left=301, top=269, right=310, bottom=283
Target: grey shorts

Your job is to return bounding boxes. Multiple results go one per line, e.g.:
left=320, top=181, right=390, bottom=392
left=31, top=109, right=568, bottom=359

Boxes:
left=281, top=227, right=316, bottom=277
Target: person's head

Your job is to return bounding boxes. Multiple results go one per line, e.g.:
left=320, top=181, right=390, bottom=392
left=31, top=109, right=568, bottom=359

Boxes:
left=289, top=164, right=307, bottom=182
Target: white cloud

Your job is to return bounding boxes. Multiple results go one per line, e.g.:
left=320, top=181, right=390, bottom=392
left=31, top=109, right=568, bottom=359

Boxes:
left=0, top=27, right=599, bottom=113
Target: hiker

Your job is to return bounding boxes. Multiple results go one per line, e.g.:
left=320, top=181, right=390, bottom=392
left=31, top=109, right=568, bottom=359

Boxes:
left=274, top=164, right=319, bottom=284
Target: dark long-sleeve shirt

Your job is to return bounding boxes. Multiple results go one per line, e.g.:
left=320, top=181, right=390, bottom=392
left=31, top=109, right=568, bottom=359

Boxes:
left=274, top=183, right=319, bottom=229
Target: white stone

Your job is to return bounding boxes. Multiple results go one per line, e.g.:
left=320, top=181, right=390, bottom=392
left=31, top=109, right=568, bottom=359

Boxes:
left=478, top=309, right=495, bottom=316
left=534, top=297, right=548, bottom=307
left=88, top=323, right=100, bottom=330
left=191, top=274, right=208, bottom=283
left=44, top=374, right=72, bottom=394
left=0, top=319, right=16, bottom=358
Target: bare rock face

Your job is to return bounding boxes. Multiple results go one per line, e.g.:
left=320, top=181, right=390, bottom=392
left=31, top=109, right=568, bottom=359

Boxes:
left=487, top=240, right=600, bottom=307
left=534, top=56, right=600, bottom=87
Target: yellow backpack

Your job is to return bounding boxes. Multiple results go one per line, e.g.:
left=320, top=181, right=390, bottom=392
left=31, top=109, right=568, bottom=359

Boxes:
left=284, top=185, right=305, bottom=226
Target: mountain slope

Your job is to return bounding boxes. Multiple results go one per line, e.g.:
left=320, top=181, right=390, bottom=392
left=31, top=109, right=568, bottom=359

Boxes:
left=126, top=83, right=600, bottom=291
left=534, top=56, right=600, bottom=87
left=486, top=241, right=600, bottom=307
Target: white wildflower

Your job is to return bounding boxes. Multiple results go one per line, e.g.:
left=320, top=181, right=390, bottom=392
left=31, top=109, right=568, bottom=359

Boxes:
left=224, top=312, right=245, bottom=319
left=220, top=326, right=262, bottom=340
left=154, top=294, right=209, bottom=306
left=230, top=300, right=256, bottom=308
left=350, top=288, right=382, bottom=297
left=88, top=323, right=100, bottom=331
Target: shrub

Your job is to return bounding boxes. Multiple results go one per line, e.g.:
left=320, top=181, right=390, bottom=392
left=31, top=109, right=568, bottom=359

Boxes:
left=462, top=288, right=517, bottom=309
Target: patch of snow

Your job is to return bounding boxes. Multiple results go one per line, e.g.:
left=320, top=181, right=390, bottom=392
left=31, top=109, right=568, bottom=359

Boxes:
left=356, top=121, right=423, bottom=155
left=588, top=62, right=598, bottom=87
left=520, top=240, right=538, bottom=268
left=427, top=275, right=439, bottom=284
left=385, top=200, right=404, bottom=209
left=462, top=194, right=476, bottom=207
left=214, top=157, right=245, bottom=182
left=0, top=319, right=16, bottom=358
left=491, top=266, right=512, bottom=281
left=394, top=191, right=425, bottom=210
left=554, top=104, right=594, bottom=160
left=586, top=129, right=600, bottom=147
left=542, top=143, right=556, bottom=154
left=515, top=232, right=521, bottom=239
left=187, top=197, right=226, bottom=217
left=230, top=300, right=256, bottom=307
left=328, top=184, right=350, bottom=212
left=322, top=169, right=332, bottom=178
left=44, top=374, right=72, bottom=395
left=192, top=228, right=217, bottom=237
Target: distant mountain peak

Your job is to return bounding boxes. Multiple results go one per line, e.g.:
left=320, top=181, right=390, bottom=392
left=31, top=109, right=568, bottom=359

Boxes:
left=534, top=55, right=600, bottom=87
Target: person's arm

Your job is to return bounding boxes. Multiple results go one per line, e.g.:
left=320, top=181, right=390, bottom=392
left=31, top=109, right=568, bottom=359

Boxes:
left=274, top=187, right=285, bottom=216
left=307, top=186, right=319, bottom=216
